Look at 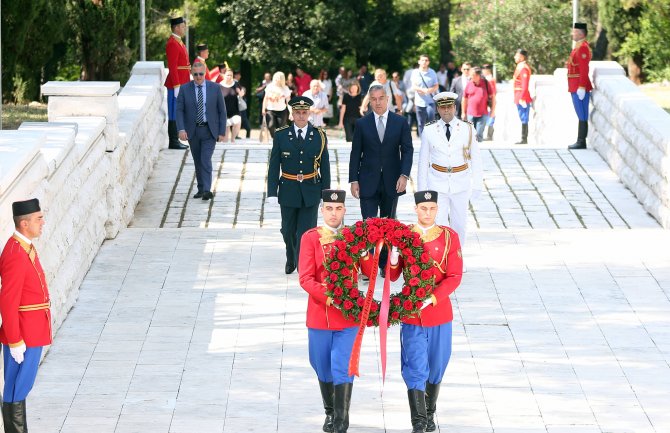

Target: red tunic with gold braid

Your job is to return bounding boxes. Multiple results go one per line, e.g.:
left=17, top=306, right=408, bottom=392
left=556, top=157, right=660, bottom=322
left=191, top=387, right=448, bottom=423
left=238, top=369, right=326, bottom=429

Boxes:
left=0, top=236, right=52, bottom=348
left=193, top=56, right=211, bottom=81
left=299, top=227, right=359, bottom=330
left=567, top=40, right=593, bottom=93
left=513, top=61, right=532, bottom=104
left=164, top=35, right=191, bottom=90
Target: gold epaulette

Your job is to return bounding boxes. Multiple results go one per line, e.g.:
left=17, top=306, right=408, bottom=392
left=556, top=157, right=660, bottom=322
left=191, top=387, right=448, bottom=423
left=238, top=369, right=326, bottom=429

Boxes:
left=275, top=125, right=290, bottom=132
left=425, top=120, right=438, bottom=127
left=461, top=119, right=474, bottom=126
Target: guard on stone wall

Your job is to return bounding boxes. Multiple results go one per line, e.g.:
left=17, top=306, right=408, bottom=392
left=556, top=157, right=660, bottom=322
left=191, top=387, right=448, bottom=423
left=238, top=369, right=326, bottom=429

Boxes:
left=193, top=43, right=211, bottom=81
left=0, top=199, right=52, bottom=433
left=566, top=22, right=593, bottom=150
left=165, top=16, right=190, bottom=150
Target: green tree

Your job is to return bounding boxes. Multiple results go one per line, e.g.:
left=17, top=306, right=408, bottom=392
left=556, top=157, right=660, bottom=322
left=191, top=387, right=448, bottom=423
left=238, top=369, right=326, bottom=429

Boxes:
left=598, top=0, right=643, bottom=82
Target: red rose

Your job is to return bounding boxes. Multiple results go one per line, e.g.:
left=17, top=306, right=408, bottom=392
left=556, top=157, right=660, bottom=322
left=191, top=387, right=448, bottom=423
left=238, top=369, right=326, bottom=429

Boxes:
left=334, top=240, right=347, bottom=251
left=420, top=252, right=430, bottom=263
left=350, top=246, right=359, bottom=255
left=392, top=297, right=401, bottom=306
left=333, top=298, right=342, bottom=305
left=416, top=288, right=426, bottom=298
left=403, top=248, right=412, bottom=257
left=365, top=320, right=372, bottom=327
left=357, top=297, right=365, bottom=307
left=343, top=279, right=353, bottom=289
left=410, top=265, right=421, bottom=275
left=330, top=273, right=339, bottom=281
left=344, top=300, right=354, bottom=310
left=415, top=301, right=423, bottom=309
left=354, top=227, right=364, bottom=236
left=403, top=229, right=412, bottom=237
left=334, top=287, right=343, bottom=296
left=349, top=289, right=359, bottom=298
left=409, top=277, right=420, bottom=287
left=341, top=267, right=351, bottom=277
left=358, top=241, right=367, bottom=250
left=356, top=221, right=363, bottom=227
left=424, top=284, right=433, bottom=293
left=394, top=229, right=403, bottom=239
left=403, top=300, right=414, bottom=311
left=391, top=311, right=400, bottom=320
left=345, top=257, right=354, bottom=266
left=342, top=228, right=351, bottom=237
left=406, top=256, right=416, bottom=264
left=370, top=302, right=378, bottom=312
left=421, top=269, right=432, bottom=280
left=401, top=286, right=411, bottom=296
left=327, top=283, right=335, bottom=291
left=336, top=251, right=346, bottom=261
left=344, top=232, right=355, bottom=242
left=330, top=261, right=341, bottom=271
left=412, top=237, right=422, bottom=247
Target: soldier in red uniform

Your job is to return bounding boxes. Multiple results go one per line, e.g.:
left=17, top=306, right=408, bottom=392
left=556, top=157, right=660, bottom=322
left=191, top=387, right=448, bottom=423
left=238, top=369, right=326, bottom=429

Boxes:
left=0, top=199, right=52, bottom=433
left=513, top=49, right=532, bottom=144
left=566, top=22, right=593, bottom=150
left=193, top=43, right=211, bottom=81
left=386, top=191, right=463, bottom=433
left=299, top=190, right=358, bottom=433
left=165, top=16, right=190, bottom=150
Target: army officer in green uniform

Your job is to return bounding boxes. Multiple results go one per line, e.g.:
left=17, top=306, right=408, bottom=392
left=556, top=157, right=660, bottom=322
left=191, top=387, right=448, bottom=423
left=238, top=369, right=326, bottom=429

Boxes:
left=267, top=96, right=331, bottom=274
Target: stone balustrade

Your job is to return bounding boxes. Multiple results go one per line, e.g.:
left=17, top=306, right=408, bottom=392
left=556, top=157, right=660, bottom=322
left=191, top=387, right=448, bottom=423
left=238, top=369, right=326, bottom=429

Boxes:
left=0, top=61, right=168, bottom=333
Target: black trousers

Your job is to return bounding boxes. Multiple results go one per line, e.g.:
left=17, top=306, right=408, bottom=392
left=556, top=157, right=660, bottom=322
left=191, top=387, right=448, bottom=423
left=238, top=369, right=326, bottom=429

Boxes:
left=359, top=178, right=398, bottom=268
left=280, top=204, right=319, bottom=266
left=343, top=117, right=357, bottom=142
left=267, top=109, right=289, bottom=138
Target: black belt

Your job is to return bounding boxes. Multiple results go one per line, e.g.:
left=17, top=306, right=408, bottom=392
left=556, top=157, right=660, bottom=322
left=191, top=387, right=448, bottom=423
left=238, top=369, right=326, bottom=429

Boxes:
left=196, top=122, right=208, bottom=127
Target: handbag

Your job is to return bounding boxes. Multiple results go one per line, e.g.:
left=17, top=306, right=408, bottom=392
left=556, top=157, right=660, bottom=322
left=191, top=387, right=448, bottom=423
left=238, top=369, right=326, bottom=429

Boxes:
left=238, top=95, right=248, bottom=112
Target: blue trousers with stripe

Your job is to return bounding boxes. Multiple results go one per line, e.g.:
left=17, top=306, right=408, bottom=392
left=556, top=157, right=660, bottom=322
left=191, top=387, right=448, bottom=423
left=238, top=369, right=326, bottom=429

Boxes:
left=308, top=327, right=357, bottom=385
left=3, top=345, right=42, bottom=402
left=516, top=103, right=531, bottom=124
left=571, top=92, right=590, bottom=121
left=400, top=322, right=452, bottom=390
left=167, top=88, right=177, bottom=121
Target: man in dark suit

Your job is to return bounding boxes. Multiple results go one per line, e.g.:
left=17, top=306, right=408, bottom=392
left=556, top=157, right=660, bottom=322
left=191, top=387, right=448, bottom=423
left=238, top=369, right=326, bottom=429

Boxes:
left=449, top=62, right=471, bottom=119
left=267, top=96, right=330, bottom=274
left=177, top=62, right=227, bottom=200
left=349, top=84, right=413, bottom=271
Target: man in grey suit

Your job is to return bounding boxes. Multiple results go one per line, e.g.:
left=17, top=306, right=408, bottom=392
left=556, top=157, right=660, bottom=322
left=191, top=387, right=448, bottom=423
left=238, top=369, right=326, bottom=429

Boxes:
left=449, top=62, right=471, bottom=119
left=177, top=62, right=227, bottom=200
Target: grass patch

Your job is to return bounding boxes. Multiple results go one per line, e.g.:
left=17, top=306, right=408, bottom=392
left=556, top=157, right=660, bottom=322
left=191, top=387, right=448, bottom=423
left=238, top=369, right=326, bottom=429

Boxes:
left=640, top=83, right=670, bottom=115
left=1, top=103, right=48, bottom=130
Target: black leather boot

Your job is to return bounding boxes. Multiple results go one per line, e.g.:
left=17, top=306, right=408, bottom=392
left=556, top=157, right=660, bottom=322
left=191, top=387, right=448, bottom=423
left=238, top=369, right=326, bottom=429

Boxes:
left=425, top=382, right=441, bottom=432
left=568, top=120, right=588, bottom=149
left=407, top=389, right=427, bottom=433
left=319, top=380, right=335, bottom=432
left=333, top=382, right=353, bottom=433
left=2, top=401, right=27, bottom=433
left=168, top=120, right=188, bottom=149
left=515, top=123, right=528, bottom=144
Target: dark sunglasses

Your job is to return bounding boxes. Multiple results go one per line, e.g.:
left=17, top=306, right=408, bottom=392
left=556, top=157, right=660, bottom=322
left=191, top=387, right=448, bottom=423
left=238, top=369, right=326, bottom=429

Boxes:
left=193, top=72, right=205, bottom=77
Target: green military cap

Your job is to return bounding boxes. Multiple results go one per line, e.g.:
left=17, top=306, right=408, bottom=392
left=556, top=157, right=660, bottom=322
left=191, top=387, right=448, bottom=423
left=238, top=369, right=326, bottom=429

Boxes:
left=288, top=96, right=313, bottom=110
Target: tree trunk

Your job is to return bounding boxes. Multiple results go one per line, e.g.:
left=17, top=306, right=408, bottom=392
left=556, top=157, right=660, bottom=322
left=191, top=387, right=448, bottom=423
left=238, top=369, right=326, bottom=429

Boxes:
left=438, top=1, right=454, bottom=65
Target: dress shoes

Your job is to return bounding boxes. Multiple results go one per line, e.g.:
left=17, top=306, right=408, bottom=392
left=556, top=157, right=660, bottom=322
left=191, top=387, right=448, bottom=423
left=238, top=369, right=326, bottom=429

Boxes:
left=285, top=261, right=296, bottom=274
left=202, top=191, right=214, bottom=200
left=193, top=192, right=204, bottom=199
left=169, top=142, right=189, bottom=150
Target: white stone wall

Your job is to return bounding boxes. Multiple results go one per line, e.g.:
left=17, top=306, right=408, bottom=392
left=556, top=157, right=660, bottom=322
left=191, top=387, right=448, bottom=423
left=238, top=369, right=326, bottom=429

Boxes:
left=0, top=61, right=168, bottom=334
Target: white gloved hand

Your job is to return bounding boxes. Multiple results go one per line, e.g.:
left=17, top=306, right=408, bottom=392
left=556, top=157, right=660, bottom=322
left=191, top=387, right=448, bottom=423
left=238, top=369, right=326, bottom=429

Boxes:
left=10, top=343, right=26, bottom=364
left=174, top=87, right=180, bottom=98
left=420, top=297, right=433, bottom=310
left=389, top=246, right=399, bottom=266
left=576, top=88, right=586, bottom=101
left=470, top=189, right=483, bottom=201
left=360, top=250, right=368, bottom=257
left=266, top=196, right=278, bottom=205
left=519, top=100, right=527, bottom=109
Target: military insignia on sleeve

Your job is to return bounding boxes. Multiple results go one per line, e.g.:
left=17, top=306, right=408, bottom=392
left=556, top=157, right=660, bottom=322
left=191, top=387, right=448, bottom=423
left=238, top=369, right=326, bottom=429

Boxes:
left=425, top=120, right=437, bottom=127
left=276, top=125, right=289, bottom=132
left=582, top=53, right=587, bottom=59
left=457, top=248, right=462, bottom=259
left=424, top=191, right=432, bottom=200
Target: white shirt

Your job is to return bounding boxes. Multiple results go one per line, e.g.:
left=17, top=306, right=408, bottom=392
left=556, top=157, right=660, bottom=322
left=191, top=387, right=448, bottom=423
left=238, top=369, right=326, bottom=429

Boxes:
left=374, top=110, right=390, bottom=128
left=324, top=224, right=340, bottom=233
left=13, top=231, right=32, bottom=245
left=294, top=124, right=307, bottom=138
left=416, top=223, right=436, bottom=235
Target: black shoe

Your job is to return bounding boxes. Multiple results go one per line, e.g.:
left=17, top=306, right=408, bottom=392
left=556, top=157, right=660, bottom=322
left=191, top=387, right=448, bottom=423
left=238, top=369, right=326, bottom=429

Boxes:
left=515, top=124, right=528, bottom=144
left=568, top=141, right=586, bottom=150
left=202, top=191, right=214, bottom=200
left=168, top=142, right=189, bottom=150
left=425, top=382, right=441, bottom=432
left=379, top=268, right=385, bottom=278
left=319, top=381, right=335, bottom=432
left=333, top=383, right=353, bottom=433
left=2, top=400, right=27, bottom=433
left=568, top=120, right=588, bottom=150
left=193, top=192, right=204, bottom=199
left=285, top=261, right=296, bottom=274
left=408, top=389, right=427, bottom=433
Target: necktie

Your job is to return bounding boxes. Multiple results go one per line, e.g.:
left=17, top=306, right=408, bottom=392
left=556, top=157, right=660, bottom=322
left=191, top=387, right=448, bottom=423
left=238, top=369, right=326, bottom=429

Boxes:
left=377, top=115, right=385, bottom=142
left=445, top=123, right=451, bottom=141
left=297, top=128, right=303, bottom=141
left=196, top=85, right=204, bottom=124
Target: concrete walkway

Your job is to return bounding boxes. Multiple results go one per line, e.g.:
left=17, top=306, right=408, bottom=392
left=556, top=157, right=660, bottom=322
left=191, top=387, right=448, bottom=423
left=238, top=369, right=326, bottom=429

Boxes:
left=29, top=134, right=670, bottom=433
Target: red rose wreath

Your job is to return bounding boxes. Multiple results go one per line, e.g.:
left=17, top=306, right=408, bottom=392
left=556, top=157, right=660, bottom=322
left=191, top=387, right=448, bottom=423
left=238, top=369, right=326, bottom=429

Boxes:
left=324, top=217, right=435, bottom=378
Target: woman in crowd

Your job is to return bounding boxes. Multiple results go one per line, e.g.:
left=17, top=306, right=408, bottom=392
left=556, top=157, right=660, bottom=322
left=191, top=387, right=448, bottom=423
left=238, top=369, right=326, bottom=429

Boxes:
left=319, top=69, right=333, bottom=126
left=262, top=71, right=292, bottom=137
left=220, top=68, right=242, bottom=143
left=337, top=81, right=362, bottom=142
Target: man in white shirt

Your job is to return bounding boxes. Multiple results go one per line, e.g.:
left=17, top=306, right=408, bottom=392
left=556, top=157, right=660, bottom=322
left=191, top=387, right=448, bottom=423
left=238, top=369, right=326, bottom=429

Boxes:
left=411, top=54, right=440, bottom=136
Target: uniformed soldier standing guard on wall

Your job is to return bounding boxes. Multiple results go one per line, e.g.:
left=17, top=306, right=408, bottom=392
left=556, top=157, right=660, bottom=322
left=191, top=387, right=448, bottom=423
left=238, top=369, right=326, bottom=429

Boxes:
left=567, top=22, right=593, bottom=150
left=267, top=96, right=331, bottom=274
left=416, top=92, right=482, bottom=260
left=0, top=199, right=52, bottom=433
left=165, top=16, right=190, bottom=150
left=513, top=49, right=532, bottom=144
left=298, top=190, right=358, bottom=433
left=193, top=43, right=211, bottom=81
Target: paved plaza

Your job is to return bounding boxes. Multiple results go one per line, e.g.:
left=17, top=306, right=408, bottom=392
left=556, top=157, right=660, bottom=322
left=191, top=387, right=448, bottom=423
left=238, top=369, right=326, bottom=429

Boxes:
left=28, top=135, right=670, bottom=433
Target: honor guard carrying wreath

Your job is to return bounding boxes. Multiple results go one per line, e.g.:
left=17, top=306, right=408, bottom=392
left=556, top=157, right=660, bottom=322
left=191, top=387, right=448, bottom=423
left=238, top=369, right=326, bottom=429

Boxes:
left=566, top=22, right=593, bottom=150
left=267, top=96, right=331, bottom=274
left=417, top=92, right=483, bottom=263
left=298, top=190, right=358, bottom=433
left=165, top=16, right=190, bottom=150
left=0, top=199, right=52, bottom=433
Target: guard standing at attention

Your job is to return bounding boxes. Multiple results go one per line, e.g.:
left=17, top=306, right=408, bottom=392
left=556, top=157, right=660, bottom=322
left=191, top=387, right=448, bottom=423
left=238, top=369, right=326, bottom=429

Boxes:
left=165, top=16, right=190, bottom=150
left=567, top=22, right=593, bottom=150
left=0, top=199, right=52, bottom=433
left=193, top=43, right=211, bottom=81
left=267, top=96, right=331, bottom=274
left=298, top=190, right=358, bottom=433
left=513, top=49, right=532, bottom=144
